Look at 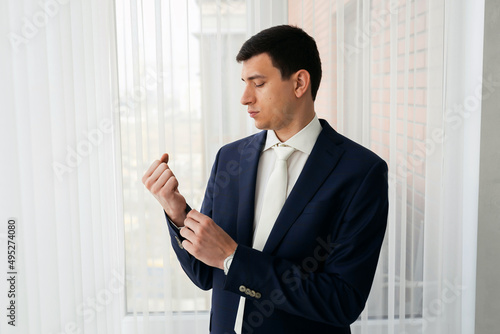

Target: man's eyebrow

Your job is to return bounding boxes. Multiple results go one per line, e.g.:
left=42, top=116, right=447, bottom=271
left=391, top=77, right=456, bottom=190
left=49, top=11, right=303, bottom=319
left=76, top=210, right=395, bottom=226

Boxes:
left=241, top=74, right=267, bottom=82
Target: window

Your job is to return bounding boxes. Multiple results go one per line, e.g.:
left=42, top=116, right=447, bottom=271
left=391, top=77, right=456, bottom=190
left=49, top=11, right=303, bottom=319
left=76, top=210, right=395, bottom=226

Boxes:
left=116, top=0, right=283, bottom=316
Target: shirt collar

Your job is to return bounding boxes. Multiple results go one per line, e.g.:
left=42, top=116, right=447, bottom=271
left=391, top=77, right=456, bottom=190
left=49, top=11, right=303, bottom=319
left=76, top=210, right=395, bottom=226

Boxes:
left=263, top=114, right=322, bottom=155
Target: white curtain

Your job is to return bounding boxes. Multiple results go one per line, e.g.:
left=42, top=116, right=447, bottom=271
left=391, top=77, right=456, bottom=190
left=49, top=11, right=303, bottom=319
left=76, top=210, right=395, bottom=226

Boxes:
left=289, top=0, right=484, bottom=333
left=0, top=0, right=123, bottom=333
left=0, top=0, right=485, bottom=333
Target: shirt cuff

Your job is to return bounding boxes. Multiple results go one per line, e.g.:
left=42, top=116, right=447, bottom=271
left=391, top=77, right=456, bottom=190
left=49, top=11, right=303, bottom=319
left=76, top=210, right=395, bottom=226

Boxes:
left=223, top=246, right=237, bottom=275
left=165, top=204, right=192, bottom=230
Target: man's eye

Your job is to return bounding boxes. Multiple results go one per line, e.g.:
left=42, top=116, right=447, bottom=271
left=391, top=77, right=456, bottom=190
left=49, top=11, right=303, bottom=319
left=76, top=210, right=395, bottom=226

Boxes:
left=255, top=83, right=265, bottom=87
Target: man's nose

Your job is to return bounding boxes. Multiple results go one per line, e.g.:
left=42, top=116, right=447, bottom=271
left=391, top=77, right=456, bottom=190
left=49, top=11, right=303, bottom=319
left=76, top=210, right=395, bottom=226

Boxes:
left=240, top=86, right=255, bottom=105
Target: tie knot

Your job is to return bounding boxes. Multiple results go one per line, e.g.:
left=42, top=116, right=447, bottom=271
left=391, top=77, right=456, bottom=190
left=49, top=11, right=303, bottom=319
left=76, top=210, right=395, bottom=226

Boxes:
left=272, top=144, right=295, bottom=161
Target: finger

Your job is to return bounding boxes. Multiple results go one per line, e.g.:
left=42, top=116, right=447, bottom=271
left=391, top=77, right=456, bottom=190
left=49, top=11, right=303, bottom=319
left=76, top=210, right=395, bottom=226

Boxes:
left=142, top=159, right=162, bottom=184
left=160, top=153, right=169, bottom=164
left=143, top=154, right=171, bottom=184
left=147, top=162, right=169, bottom=186
left=183, top=217, right=200, bottom=234
left=150, top=168, right=174, bottom=194
left=186, top=209, right=206, bottom=222
left=181, top=239, right=194, bottom=254
left=162, top=174, right=179, bottom=195
left=144, top=162, right=168, bottom=191
left=144, top=164, right=167, bottom=190
left=180, top=225, right=196, bottom=239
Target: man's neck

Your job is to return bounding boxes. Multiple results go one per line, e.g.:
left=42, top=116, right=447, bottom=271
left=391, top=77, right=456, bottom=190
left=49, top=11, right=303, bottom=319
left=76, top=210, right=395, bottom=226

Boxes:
left=274, top=111, right=316, bottom=142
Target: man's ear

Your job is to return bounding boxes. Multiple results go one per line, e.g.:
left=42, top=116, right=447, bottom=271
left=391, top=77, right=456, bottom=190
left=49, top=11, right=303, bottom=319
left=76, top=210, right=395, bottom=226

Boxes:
left=294, top=69, right=311, bottom=99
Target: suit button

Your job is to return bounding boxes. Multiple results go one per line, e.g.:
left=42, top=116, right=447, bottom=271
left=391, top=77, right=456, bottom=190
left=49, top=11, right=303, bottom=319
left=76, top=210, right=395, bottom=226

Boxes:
left=239, top=285, right=246, bottom=292
left=174, top=236, right=183, bottom=249
left=245, top=288, right=251, bottom=295
left=250, top=290, right=256, bottom=297
left=255, top=292, right=262, bottom=299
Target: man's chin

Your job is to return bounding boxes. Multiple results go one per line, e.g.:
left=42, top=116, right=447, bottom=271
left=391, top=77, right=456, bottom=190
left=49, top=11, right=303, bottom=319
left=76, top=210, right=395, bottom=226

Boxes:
left=253, top=121, right=269, bottom=131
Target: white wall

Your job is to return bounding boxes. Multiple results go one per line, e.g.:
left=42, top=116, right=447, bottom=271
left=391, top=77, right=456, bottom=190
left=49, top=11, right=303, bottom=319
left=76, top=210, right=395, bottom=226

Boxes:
left=475, top=0, right=500, bottom=332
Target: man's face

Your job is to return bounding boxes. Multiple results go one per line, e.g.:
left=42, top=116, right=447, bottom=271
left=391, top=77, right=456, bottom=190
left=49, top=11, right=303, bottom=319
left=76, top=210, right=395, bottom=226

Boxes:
left=240, top=53, right=297, bottom=132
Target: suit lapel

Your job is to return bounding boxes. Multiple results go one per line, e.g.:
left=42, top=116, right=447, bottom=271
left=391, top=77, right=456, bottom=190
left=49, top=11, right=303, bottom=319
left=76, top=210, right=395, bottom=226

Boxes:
left=263, top=121, right=345, bottom=253
left=235, top=131, right=267, bottom=247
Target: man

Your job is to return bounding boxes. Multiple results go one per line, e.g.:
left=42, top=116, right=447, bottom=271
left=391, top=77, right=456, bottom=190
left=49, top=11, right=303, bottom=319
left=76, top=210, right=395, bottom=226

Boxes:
left=143, top=25, right=388, bottom=334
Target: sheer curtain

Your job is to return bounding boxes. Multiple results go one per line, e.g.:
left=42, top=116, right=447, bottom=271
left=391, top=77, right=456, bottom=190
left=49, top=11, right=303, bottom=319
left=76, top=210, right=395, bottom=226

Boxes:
left=289, top=0, right=484, bottom=333
left=0, top=0, right=123, bottom=333
left=1, top=0, right=485, bottom=334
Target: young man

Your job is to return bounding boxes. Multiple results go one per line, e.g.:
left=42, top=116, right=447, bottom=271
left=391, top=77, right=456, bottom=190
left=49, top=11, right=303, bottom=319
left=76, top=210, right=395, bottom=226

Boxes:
left=143, top=25, right=388, bottom=334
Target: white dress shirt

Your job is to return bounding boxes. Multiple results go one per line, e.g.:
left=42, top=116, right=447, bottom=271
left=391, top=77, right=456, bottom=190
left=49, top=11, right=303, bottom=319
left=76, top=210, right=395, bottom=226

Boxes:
left=253, top=114, right=322, bottom=234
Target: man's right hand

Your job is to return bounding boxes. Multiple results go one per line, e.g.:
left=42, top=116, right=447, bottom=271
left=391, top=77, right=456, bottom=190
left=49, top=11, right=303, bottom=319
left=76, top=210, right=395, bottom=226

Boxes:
left=142, top=153, right=187, bottom=227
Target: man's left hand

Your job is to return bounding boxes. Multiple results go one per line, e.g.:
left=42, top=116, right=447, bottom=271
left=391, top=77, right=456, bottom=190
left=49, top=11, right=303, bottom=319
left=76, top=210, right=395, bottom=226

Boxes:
left=180, top=209, right=238, bottom=270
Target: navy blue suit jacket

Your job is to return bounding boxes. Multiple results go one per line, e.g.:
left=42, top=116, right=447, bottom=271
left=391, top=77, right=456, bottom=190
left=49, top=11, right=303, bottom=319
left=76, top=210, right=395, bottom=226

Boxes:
left=167, top=119, right=388, bottom=333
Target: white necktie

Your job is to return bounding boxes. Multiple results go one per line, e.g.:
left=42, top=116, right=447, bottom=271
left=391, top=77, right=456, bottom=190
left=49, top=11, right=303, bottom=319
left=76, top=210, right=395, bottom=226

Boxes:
left=234, top=144, right=295, bottom=333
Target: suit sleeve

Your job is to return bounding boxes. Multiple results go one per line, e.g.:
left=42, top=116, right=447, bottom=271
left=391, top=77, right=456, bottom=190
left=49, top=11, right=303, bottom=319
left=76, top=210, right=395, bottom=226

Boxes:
left=223, top=160, right=388, bottom=326
left=165, top=152, right=224, bottom=291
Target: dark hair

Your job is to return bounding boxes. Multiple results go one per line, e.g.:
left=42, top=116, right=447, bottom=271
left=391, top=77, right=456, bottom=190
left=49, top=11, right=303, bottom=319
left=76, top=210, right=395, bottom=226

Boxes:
left=236, top=25, right=322, bottom=101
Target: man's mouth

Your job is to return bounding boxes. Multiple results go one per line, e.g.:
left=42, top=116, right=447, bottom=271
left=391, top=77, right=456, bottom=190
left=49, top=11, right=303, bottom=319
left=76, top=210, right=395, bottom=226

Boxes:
left=248, top=111, right=258, bottom=118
